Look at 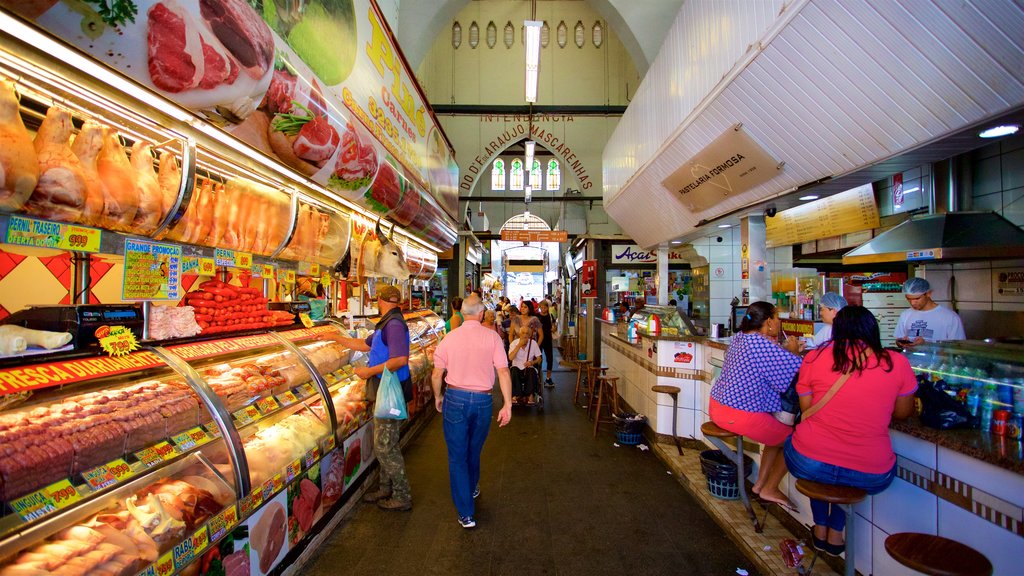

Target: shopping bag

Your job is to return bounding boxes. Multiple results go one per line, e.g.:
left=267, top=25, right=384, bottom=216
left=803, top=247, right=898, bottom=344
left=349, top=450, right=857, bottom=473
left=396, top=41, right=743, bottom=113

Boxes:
left=374, top=367, right=409, bottom=420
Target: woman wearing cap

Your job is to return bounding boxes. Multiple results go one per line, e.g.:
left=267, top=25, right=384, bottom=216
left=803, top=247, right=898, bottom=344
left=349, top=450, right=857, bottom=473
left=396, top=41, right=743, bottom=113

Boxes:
left=894, top=278, right=965, bottom=347
left=812, top=293, right=848, bottom=347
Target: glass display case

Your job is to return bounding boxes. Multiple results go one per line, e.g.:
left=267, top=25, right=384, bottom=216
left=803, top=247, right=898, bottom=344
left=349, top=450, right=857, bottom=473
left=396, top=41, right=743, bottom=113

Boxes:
left=629, top=305, right=699, bottom=338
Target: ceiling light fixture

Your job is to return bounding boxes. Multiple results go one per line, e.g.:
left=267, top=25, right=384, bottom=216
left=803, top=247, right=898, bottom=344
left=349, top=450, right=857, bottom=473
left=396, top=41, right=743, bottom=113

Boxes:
left=525, top=185, right=532, bottom=202
left=671, top=240, right=682, bottom=244
left=524, top=20, right=542, bottom=102
left=798, top=195, right=819, bottom=201
left=717, top=224, right=732, bottom=228
left=979, top=124, right=1020, bottom=138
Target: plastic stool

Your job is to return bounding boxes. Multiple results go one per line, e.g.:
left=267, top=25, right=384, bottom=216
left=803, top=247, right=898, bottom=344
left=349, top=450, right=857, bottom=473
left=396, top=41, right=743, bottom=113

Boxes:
left=700, top=421, right=761, bottom=532
left=795, top=479, right=867, bottom=576
left=592, top=376, right=619, bottom=437
left=885, top=533, right=992, bottom=576
left=652, top=385, right=683, bottom=455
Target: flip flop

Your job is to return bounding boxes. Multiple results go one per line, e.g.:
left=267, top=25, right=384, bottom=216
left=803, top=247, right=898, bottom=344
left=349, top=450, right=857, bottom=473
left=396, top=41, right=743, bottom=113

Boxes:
left=759, top=495, right=799, bottom=513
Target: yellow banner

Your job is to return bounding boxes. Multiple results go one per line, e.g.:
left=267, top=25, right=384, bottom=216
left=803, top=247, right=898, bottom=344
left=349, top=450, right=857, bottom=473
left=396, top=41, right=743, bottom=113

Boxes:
left=5, top=215, right=102, bottom=252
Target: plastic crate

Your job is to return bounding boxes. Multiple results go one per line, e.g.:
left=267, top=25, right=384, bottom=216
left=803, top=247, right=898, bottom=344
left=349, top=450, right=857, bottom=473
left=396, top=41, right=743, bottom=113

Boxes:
left=706, top=477, right=740, bottom=500
left=616, top=431, right=643, bottom=445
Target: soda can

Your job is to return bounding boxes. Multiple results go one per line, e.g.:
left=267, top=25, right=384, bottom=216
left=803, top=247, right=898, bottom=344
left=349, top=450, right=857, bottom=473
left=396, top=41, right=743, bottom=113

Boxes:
left=993, top=410, right=1010, bottom=436
left=1008, top=412, right=1023, bottom=441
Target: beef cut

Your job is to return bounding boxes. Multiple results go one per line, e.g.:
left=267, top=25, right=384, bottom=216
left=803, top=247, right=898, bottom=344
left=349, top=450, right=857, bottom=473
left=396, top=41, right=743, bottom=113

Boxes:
left=199, top=0, right=274, bottom=79
left=147, top=1, right=239, bottom=93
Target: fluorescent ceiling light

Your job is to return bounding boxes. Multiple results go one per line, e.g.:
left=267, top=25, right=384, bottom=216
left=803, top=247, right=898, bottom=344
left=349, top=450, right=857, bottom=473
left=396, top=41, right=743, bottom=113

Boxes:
left=525, top=139, right=535, bottom=159
left=525, top=185, right=532, bottom=202
left=525, top=20, right=542, bottom=102
left=798, top=195, right=819, bottom=201
left=979, top=124, right=1020, bottom=138
left=717, top=224, right=732, bottom=228
left=671, top=240, right=682, bottom=244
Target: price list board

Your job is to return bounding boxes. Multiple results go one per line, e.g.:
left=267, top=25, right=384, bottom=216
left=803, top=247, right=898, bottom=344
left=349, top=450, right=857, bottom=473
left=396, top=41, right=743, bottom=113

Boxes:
left=122, top=240, right=182, bottom=300
left=766, top=183, right=879, bottom=248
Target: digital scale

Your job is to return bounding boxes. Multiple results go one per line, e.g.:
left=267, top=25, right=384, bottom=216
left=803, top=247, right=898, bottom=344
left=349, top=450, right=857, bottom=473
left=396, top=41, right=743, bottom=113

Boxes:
left=2, top=304, right=144, bottom=350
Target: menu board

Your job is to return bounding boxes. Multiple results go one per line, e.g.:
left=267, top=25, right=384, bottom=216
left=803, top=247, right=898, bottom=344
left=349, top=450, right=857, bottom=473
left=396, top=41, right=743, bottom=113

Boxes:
left=123, top=240, right=182, bottom=300
left=766, top=184, right=879, bottom=248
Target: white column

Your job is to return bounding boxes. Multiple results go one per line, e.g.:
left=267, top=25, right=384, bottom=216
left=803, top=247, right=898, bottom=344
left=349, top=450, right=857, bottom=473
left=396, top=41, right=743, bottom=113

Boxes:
left=657, top=243, right=669, bottom=305
left=741, top=215, right=770, bottom=303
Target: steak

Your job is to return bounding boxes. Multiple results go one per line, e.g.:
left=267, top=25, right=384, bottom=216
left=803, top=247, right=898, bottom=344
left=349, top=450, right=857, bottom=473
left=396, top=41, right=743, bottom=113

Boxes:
left=148, top=1, right=238, bottom=93
left=199, top=0, right=274, bottom=79
left=293, top=116, right=339, bottom=164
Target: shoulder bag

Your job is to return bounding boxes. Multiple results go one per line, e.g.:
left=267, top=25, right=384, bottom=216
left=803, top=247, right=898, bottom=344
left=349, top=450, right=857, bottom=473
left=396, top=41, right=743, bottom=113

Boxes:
left=774, top=370, right=854, bottom=425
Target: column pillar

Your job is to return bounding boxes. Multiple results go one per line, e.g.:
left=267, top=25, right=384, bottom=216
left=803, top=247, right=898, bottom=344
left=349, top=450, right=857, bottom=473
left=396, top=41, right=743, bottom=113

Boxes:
left=657, top=244, right=669, bottom=305
left=741, top=215, right=770, bottom=303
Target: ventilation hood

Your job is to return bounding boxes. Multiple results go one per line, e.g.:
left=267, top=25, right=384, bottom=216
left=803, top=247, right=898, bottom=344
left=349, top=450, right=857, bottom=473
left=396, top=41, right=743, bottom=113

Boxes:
left=842, top=212, right=1024, bottom=265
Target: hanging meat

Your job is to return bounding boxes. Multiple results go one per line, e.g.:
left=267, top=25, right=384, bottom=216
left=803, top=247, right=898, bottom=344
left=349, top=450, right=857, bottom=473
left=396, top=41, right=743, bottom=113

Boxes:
left=97, top=130, right=139, bottom=231
left=26, top=106, right=86, bottom=222
left=70, top=120, right=109, bottom=226
left=129, top=141, right=163, bottom=235
left=0, top=78, right=38, bottom=213
left=157, top=150, right=181, bottom=221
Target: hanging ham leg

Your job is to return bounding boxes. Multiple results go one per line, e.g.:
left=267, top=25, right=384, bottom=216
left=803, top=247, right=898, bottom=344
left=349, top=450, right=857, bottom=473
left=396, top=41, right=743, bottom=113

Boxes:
left=220, top=180, right=243, bottom=249
left=129, top=141, right=163, bottom=235
left=184, top=179, right=212, bottom=244
left=0, top=79, right=38, bottom=213
left=193, top=179, right=216, bottom=245
left=157, top=151, right=181, bottom=222
left=70, top=121, right=108, bottom=227
left=97, top=130, right=138, bottom=230
left=27, top=107, right=86, bottom=222
left=208, top=182, right=229, bottom=246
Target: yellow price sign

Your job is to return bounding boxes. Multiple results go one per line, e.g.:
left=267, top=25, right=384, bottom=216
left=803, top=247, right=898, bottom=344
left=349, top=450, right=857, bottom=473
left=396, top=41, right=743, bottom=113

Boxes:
left=272, top=473, right=284, bottom=493
left=256, top=396, right=280, bottom=414
left=262, top=264, right=275, bottom=277
left=153, top=441, right=177, bottom=461
left=286, top=459, right=302, bottom=482
left=286, top=270, right=296, bottom=283
left=236, top=252, right=253, bottom=268
left=155, top=551, right=175, bottom=576
left=199, top=258, right=216, bottom=275
left=97, top=325, right=138, bottom=357
left=278, top=391, right=299, bottom=406
left=191, top=526, right=210, bottom=554
left=105, top=459, right=134, bottom=482
left=299, top=312, right=314, bottom=328
left=5, top=216, right=101, bottom=253
left=243, top=405, right=261, bottom=422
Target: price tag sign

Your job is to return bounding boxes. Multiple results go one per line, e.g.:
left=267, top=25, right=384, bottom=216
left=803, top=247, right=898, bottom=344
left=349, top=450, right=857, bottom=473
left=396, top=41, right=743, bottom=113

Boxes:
left=278, top=391, right=299, bottom=406
left=208, top=504, right=238, bottom=540
left=286, top=459, right=302, bottom=482
left=187, top=427, right=211, bottom=447
left=261, top=479, right=275, bottom=501
left=232, top=407, right=254, bottom=426
left=97, top=325, right=139, bottom=357
left=262, top=264, right=275, bottom=278
left=298, top=312, right=314, bottom=328
left=275, top=269, right=296, bottom=284
left=172, top=535, right=195, bottom=568
left=190, top=526, right=210, bottom=555
left=155, top=551, right=175, bottom=576
left=300, top=383, right=317, bottom=398
left=181, top=256, right=200, bottom=275
left=244, top=405, right=261, bottom=422
left=322, top=435, right=336, bottom=452
left=272, top=472, right=284, bottom=493
left=341, top=364, right=354, bottom=374
left=105, top=459, right=134, bottom=482
left=199, top=258, right=216, bottom=276
left=135, top=447, right=163, bottom=468
left=5, top=215, right=101, bottom=253
left=82, top=465, right=118, bottom=491
left=153, top=441, right=177, bottom=461
left=214, top=248, right=236, bottom=267
left=45, top=479, right=81, bottom=509
left=171, top=431, right=197, bottom=452
left=137, top=565, right=156, bottom=576
left=256, top=396, right=280, bottom=414
left=10, top=489, right=58, bottom=522
left=304, top=449, right=317, bottom=469
left=221, top=503, right=239, bottom=530
left=239, top=494, right=258, bottom=517
left=237, top=252, right=252, bottom=268
left=203, top=421, right=222, bottom=439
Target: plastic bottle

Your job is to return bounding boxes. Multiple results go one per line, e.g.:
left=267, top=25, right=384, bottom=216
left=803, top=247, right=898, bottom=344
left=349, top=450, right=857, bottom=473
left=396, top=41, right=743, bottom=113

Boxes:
left=980, top=384, right=997, bottom=433
left=966, top=386, right=981, bottom=419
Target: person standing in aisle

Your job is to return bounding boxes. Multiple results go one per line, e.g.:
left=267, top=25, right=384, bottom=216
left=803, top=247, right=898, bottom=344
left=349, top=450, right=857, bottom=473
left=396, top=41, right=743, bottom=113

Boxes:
left=894, top=278, right=965, bottom=347
left=537, top=301, right=556, bottom=388
left=446, top=296, right=464, bottom=332
left=431, top=295, right=513, bottom=529
left=335, top=285, right=413, bottom=511
left=812, top=293, right=847, bottom=347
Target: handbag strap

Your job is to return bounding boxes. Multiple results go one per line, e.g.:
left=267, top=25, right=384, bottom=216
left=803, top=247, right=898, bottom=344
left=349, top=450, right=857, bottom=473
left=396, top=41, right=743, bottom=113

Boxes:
left=800, top=371, right=853, bottom=421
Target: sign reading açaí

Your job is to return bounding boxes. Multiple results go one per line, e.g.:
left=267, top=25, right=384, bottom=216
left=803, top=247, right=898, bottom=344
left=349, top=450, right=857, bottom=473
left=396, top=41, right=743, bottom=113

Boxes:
left=611, top=245, right=690, bottom=265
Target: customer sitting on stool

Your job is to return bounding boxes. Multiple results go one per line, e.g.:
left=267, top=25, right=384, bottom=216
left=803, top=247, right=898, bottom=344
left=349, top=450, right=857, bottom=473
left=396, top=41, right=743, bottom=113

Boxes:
left=709, top=301, right=804, bottom=510
left=508, top=326, right=542, bottom=405
left=784, top=305, right=917, bottom=556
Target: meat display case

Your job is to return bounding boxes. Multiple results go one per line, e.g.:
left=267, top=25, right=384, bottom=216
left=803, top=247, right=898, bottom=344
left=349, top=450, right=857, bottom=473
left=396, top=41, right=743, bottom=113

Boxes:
left=0, top=314, right=441, bottom=575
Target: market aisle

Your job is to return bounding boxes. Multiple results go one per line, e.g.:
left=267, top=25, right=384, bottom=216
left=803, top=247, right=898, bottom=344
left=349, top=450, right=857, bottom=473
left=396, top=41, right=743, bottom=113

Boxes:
left=302, top=362, right=759, bottom=576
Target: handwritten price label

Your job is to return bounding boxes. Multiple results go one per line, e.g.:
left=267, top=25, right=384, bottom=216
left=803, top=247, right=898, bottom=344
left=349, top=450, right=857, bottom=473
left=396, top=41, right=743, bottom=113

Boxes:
left=155, top=551, right=175, bottom=576
left=286, top=459, right=302, bottom=482
left=236, top=252, right=252, bottom=268
left=171, top=431, right=196, bottom=452
left=187, top=427, right=211, bottom=446
left=105, top=459, right=134, bottom=482
left=190, top=526, right=210, bottom=555
left=262, top=264, right=275, bottom=278
left=244, top=405, right=261, bottom=422
left=98, top=326, right=139, bottom=357
left=153, top=441, right=177, bottom=461
left=135, top=447, right=163, bottom=468
left=256, top=397, right=280, bottom=414
left=5, top=216, right=101, bottom=253
left=208, top=504, right=237, bottom=540
left=82, top=465, right=118, bottom=491
left=44, top=479, right=81, bottom=508
left=221, top=503, right=239, bottom=530
left=278, top=391, right=299, bottom=406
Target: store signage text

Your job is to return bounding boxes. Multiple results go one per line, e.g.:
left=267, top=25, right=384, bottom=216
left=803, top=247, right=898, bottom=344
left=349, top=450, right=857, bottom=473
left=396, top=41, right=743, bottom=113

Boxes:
left=611, top=244, right=690, bottom=264
left=501, top=229, right=568, bottom=243
left=0, top=351, right=164, bottom=394
left=5, top=215, right=101, bottom=253
left=462, top=121, right=594, bottom=192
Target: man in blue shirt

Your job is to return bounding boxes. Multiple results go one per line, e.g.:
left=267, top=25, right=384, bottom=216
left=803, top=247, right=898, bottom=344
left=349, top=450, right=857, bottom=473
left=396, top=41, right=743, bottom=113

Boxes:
left=336, top=284, right=412, bottom=511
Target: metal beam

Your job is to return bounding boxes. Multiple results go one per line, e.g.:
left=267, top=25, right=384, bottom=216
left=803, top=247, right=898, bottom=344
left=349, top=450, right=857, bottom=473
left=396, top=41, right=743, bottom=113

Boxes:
left=432, top=104, right=626, bottom=116
left=459, top=196, right=603, bottom=203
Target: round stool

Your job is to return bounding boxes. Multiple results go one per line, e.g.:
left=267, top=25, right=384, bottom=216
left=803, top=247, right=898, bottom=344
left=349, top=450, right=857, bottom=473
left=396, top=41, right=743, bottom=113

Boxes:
left=795, top=479, right=867, bottom=576
left=592, top=376, right=619, bottom=437
left=652, top=385, right=682, bottom=455
left=572, top=360, right=592, bottom=407
left=699, top=421, right=760, bottom=532
left=586, top=365, right=609, bottom=419
left=885, top=533, right=993, bottom=576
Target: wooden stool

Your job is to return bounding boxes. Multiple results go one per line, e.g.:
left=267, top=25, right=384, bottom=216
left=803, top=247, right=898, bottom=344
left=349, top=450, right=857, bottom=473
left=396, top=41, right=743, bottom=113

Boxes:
left=586, top=365, right=610, bottom=418
left=700, top=421, right=761, bottom=532
left=572, top=360, right=592, bottom=406
left=592, top=376, right=619, bottom=437
left=652, top=385, right=683, bottom=455
left=885, top=533, right=993, bottom=576
left=795, top=479, right=867, bottom=576
left=559, top=336, right=578, bottom=366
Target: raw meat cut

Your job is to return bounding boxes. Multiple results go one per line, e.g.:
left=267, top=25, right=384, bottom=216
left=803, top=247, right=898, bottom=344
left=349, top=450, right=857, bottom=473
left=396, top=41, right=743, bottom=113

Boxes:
left=293, top=116, right=339, bottom=164
left=198, top=0, right=274, bottom=79
left=252, top=502, right=285, bottom=574
left=147, top=1, right=239, bottom=94
left=222, top=550, right=249, bottom=576
left=0, top=78, right=38, bottom=213
left=129, top=141, right=163, bottom=234
left=96, top=130, right=139, bottom=231
left=157, top=151, right=181, bottom=221
left=26, top=107, right=86, bottom=222
left=263, top=69, right=297, bottom=115
left=330, top=122, right=378, bottom=191
left=70, top=120, right=108, bottom=226
left=292, top=478, right=321, bottom=532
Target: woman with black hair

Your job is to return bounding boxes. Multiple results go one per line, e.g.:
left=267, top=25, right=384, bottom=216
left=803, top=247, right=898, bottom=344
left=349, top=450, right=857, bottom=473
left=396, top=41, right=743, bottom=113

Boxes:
left=510, top=300, right=543, bottom=344
left=709, top=301, right=804, bottom=510
left=446, top=297, right=464, bottom=332
left=784, top=305, right=916, bottom=556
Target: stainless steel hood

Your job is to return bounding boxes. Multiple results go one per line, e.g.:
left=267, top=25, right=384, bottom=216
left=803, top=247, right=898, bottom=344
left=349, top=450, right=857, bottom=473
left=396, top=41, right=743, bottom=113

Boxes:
left=842, top=212, right=1024, bottom=265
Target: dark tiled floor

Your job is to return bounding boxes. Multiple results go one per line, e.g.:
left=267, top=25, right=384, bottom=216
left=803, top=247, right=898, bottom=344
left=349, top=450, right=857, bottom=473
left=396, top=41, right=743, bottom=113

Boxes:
left=301, top=351, right=760, bottom=576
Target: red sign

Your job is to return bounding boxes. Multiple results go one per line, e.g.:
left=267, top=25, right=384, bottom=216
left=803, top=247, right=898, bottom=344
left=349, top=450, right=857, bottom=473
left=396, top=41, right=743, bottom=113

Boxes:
left=581, top=260, right=598, bottom=298
left=893, top=173, right=904, bottom=207
left=500, top=230, right=569, bottom=243
left=0, top=351, right=165, bottom=395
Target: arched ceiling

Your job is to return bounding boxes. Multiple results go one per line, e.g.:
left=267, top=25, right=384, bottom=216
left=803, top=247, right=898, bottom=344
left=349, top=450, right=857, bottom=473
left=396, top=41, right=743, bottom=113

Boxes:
left=392, top=0, right=684, bottom=76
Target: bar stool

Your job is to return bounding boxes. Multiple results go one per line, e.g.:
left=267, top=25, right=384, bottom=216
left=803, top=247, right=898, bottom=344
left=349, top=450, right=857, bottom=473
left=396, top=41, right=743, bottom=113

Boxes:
left=651, top=385, right=682, bottom=455
left=884, top=533, right=993, bottom=576
left=699, top=421, right=761, bottom=532
left=572, top=360, right=592, bottom=406
left=586, top=365, right=609, bottom=418
left=794, top=479, right=867, bottom=576
left=559, top=336, right=578, bottom=367
left=592, top=375, right=620, bottom=437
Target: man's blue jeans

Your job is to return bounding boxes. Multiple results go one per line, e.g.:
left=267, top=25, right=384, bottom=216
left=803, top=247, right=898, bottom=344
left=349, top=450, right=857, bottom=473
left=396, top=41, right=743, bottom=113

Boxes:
left=783, top=438, right=896, bottom=531
left=442, top=388, right=493, bottom=518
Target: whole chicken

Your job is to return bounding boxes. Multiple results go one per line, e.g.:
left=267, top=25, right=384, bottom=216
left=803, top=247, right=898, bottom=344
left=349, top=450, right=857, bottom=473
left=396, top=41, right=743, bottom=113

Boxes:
left=70, top=120, right=108, bottom=226
left=129, top=141, right=163, bottom=235
left=0, top=79, right=38, bottom=213
left=97, top=130, right=138, bottom=231
left=157, top=151, right=181, bottom=221
left=26, top=106, right=86, bottom=222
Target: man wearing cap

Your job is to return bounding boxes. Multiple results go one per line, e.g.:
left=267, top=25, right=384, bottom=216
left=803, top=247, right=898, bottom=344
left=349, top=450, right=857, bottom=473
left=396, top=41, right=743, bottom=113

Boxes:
left=894, top=277, right=965, bottom=347
left=812, top=293, right=848, bottom=347
left=335, top=284, right=413, bottom=511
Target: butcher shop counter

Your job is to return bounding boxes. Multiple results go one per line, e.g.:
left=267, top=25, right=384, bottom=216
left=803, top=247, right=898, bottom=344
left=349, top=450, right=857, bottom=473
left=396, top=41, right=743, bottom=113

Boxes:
left=0, top=312, right=443, bottom=576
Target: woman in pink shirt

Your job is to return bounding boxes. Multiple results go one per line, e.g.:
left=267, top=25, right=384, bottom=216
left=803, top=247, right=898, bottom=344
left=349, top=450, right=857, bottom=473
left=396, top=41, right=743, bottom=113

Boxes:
left=784, top=305, right=917, bottom=556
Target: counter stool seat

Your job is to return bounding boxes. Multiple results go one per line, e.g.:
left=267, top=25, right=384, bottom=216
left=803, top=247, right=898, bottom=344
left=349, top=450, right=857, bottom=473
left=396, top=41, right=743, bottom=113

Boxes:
left=698, top=421, right=761, bottom=532
left=572, top=360, right=592, bottom=407
left=585, top=365, right=610, bottom=418
left=884, top=533, right=993, bottom=576
left=653, top=385, right=683, bottom=455
left=592, top=376, right=619, bottom=437
left=795, top=479, right=867, bottom=576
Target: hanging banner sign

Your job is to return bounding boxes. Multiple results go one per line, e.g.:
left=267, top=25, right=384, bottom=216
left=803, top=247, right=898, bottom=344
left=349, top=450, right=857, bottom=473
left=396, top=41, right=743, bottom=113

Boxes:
left=662, top=125, right=783, bottom=212
left=181, top=257, right=200, bottom=275
left=5, top=215, right=102, bottom=252
left=766, top=183, right=880, bottom=248
left=214, top=249, right=252, bottom=269
left=298, top=262, right=320, bottom=276
left=123, top=240, right=181, bottom=300
left=277, top=269, right=297, bottom=284
left=581, top=260, right=598, bottom=298
left=500, top=229, right=569, bottom=243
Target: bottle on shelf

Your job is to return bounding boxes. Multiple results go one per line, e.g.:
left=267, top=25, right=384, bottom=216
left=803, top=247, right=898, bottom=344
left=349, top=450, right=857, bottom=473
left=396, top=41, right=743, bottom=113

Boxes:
left=966, top=385, right=981, bottom=419
left=980, top=384, right=997, bottom=433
